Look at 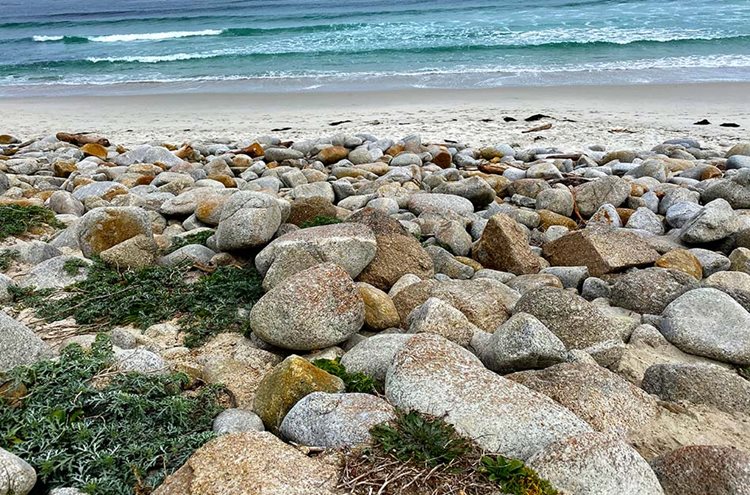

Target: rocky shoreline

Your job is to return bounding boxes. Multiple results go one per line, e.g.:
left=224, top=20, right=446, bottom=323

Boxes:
left=1, top=130, right=750, bottom=494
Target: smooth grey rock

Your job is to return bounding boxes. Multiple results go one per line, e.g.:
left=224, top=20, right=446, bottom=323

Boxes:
left=680, top=198, right=738, bottom=244
left=250, top=263, right=364, bottom=351
left=610, top=267, right=699, bottom=315
left=407, top=193, right=474, bottom=216
left=480, top=312, right=567, bottom=374
left=690, top=248, right=731, bottom=277
left=433, top=176, right=496, bottom=208
left=391, top=152, right=422, bottom=167
left=341, top=334, right=410, bottom=384
left=641, top=363, right=750, bottom=414
left=213, top=409, right=265, bottom=435
left=527, top=432, right=664, bottom=495
left=215, top=191, right=283, bottom=250
left=575, top=176, right=630, bottom=217
left=158, top=244, right=215, bottom=266
left=626, top=207, right=664, bottom=234
left=535, top=188, right=574, bottom=216
left=660, top=288, right=750, bottom=365
left=114, top=348, right=168, bottom=374
left=263, top=147, right=304, bottom=162
left=540, top=266, right=589, bottom=289
left=1, top=311, right=55, bottom=370
left=280, top=392, right=395, bottom=448
left=665, top=202, right=702, bottom=229
left=703, top=270, right=750, bottom=311
left=114, top=145, right=184, bottom=167
left=407, top=297, right=478, bottom=347
left=0, top=447, right=36, bottom=495
left=513, top=287, right=617, bottom=349
left=255, top=223, right=377, bottom=282
left=385, top=333, right=592, bottom=459
left=701, top=170, right=750, bottom=209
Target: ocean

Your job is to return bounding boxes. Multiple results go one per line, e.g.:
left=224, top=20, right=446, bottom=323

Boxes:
left=1, top=0, right=749, bottom=96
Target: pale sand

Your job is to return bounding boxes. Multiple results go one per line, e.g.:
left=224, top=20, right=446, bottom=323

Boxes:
left=1, top=83, right=748, bottom=151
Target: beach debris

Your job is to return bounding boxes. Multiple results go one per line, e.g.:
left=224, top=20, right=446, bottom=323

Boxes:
left=609, top=128, right=636, bottom=133
left=525, top=113, right=552, bottom=122
left=694, top=119, right=711, bottom=125
left=522, top=123, right=553, bottom=133
left=270, top=126, right=292, bottom=132
left=329, top=119, right=352, bottom=126
left=55, top=132, right=110, bottom=147
left=720, top=122, right=741, bottom=128
left=503, top=116, right=518, bottom=122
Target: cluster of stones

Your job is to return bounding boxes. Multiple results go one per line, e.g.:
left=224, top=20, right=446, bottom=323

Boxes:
left=2, top=132, right=750, bottom=495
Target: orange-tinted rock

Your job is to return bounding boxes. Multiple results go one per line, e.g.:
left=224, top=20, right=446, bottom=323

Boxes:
left=81, top=142, right=108, bottom=160
left=656, top=249, right=703, bottom=280
left=317, top=146, right=349, bottom=165
left=472, top=213, right=541, bottom=275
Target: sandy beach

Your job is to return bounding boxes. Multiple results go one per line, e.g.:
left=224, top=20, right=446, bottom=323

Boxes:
left=1, top=82, right=748, bottom=150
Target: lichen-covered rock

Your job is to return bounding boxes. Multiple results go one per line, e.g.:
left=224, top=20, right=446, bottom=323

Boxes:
left=655, top=249, right=703, bottom=280
left=252, top=355, right=345, bottom=433
left=212, top=409, right=265, bottom=435
left=508, top=362, right=659, bottom=435
left=77, top=206, right=154, bottom=257
left=100, top=234, right=157, bottom=269
left=472, top=213, right=541, bottom=275
left=543, top=226, right=660, bottom=277
left=385, top=333, right=592, bottom=459
left=279, top=392, right=395, bottom=448
left=651, top=445, right=750, bottom=495
left=357, top=282, right=400, bottom=331
left=153, top=431, right=340, bottom=495
left=250, top=263, right=365, bottom=351
left=527, top=432, right=664, bottom=495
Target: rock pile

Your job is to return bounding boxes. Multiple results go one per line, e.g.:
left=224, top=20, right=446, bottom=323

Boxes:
left=2, top=131, right=750, bottom=494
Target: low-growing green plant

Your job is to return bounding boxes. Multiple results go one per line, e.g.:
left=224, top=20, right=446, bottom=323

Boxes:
left=299, top=215, right=343, bottom=228
left=312, top=357, right=378, bottom=393
left=370, top=410, right=472, bottom=467
left=0, top=249, right=19, bottom=271
left=62, top=257, right=90, bottom=276
left=12, top=260, right=264, bottom=347
left=0, top=204, right=64, bottom=240
left=480, top=455, right=559, bottom=495
left=740, top=366, right=750, bottom=381
left=165, top=230, right=214, bottom=254
left=0, top=335, right=227, bottom=494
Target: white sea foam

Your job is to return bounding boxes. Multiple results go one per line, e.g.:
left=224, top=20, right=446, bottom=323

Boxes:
left=32, top=35, right=64, bottom=42
left=88, top=29, right=223, bottom=43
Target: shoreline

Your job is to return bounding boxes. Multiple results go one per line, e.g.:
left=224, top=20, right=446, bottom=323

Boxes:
left=1, top=82, right=748, bottom=149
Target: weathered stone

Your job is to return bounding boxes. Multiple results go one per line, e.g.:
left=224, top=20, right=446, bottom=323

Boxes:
left=509, top=362, right=658, bottom=435
left=513, top=287, right=617, bottom=349
left=77, top=206, right=154, bottom=257
left=385, top=333, right=592, bottom=459
left=642, top=363, right=750, bottom=414
left=100, top=234, right=157, bottom=269
left=255, top=223, right=377, bottom=281
left=610, top=267, right=699, bottom=314
left=651, top=445, right=750, bottom=495
left=280, top=392, right=395, bottom=448
left=252, top=355, right=345, bottom=433
left=527, top=432, right=664, bottom=495
left=153, top=431, right=339, bottom=495
left=472, top=213, right=541, bottom=275
left=212, top=409, right=265, bottom=435
left=18, top=255, right=91, bottom=290
left=575, top=176, right=631, bottom=217
left=287, top=197, right=337, bottom=226
left=407, top=297, right=478, bottom=347
left=0, top=311, right=54, bottom=371
left=215, top=191, right=283, bottom=250
left=250, top=263, right=364, bottom=351
left=0, top=447, right=36, bottom=495
left=655, top=249, right=703, bottom=279
left=543, top=226, right=660, bottom=277
left=407, top=193, right=474, bottom=216
left=357, top=282, right=400, bottom=331
left=680, top=199, right=739, bottom=244
left=703, top=270, right=750, bottom=311
left=479, top=312, right=567, bottom=374
left=660, top=288, right=750, bottom=365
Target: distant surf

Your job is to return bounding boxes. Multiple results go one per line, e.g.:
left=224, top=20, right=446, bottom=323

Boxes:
left=2, top=0, right=749, bottom=96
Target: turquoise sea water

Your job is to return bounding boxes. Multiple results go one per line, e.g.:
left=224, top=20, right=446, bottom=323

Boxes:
left=1, top=0, right=749, bottom=95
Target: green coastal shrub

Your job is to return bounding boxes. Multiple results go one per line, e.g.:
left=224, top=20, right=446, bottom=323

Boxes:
left=299, top=215, right=342, bottom=228
left=312, top=357, right=378, bottom=394
left=0, top=335, right=227, bottom=494
left=165, top=229, right=214, bottom=254
left=0, top=204, right=64, bottom=240
left=340, top=410, right=560, bottom=495
left=0, top=249, right=19, bottom=271
left=12, top=260, right=264, bottom=348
